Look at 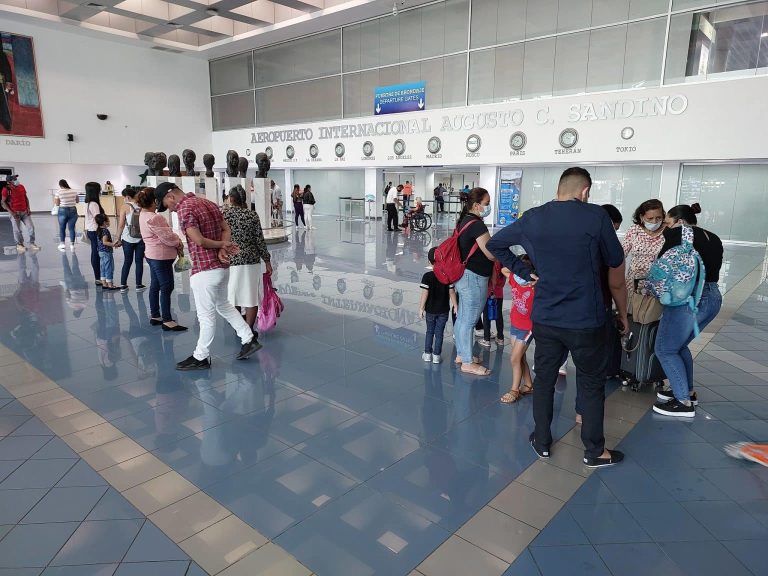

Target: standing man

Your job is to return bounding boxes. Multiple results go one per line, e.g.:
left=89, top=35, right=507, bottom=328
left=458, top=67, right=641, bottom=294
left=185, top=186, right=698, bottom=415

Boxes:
left=488, top=167, right=628, bottom=469
left=270, top=180, right=283, bottom=227
left=385, top=183, right=401, bottom=232
left=155, top=182, right=260, bottom=370
left=434, top=182, right=446, bottom=213
left=2, top=175, right=39, bottom=252
left=402, top=180, right=413, bottom=212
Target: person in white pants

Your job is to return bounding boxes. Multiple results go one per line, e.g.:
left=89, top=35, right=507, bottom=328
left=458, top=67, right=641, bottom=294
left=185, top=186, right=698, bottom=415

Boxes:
left=302, top=184, right=316, bottom=230
left=155, top=182, right=260, bottom=371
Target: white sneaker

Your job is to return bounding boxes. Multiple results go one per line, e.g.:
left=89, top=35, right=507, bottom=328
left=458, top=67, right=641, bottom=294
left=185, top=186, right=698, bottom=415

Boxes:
left=422, top=352, right=432, bottom=362
left=432, top=354, right=441, bottom=364
left=69, top=243, right=76, bottom=251
left=58, top=243, right=66, bottom=251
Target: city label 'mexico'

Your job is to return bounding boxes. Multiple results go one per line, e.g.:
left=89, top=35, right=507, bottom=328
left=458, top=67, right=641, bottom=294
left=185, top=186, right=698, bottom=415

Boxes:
left=568, top=95, right=688, bottom=122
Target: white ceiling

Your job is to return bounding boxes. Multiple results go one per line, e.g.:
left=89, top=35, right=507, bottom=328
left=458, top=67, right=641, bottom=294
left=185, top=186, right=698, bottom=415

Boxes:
left=0, top=0, right=426, bottom=57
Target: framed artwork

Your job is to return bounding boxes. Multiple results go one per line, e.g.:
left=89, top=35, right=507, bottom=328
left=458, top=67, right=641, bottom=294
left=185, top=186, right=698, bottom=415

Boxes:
left=0, top=32, right=44, bottom=138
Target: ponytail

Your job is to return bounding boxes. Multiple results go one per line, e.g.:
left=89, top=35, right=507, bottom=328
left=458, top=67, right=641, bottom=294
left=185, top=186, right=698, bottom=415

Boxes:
left=136, top=187, right=157, bottom=209
left=456, top=187, right=489, bottom=229
left=228, top=184, right=247, bottom=208
left=668, top=203, right=701, bottom=225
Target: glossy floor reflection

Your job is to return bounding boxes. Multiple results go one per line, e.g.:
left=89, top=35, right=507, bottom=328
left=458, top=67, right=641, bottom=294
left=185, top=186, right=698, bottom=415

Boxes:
left=1, top=215, right=766, bottom=575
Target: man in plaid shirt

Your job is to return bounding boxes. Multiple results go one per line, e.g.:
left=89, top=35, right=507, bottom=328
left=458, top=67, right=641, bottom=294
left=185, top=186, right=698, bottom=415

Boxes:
left=156, top=182, right=260, bottom=370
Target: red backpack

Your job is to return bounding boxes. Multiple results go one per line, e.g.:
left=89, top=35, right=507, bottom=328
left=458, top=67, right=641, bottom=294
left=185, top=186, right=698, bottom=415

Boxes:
left=433, top=219, right=479, bottom=284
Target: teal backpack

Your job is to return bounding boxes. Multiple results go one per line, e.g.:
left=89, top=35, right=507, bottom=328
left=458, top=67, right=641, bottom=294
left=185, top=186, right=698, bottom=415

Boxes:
left=646, top=225, right=707, bottom=335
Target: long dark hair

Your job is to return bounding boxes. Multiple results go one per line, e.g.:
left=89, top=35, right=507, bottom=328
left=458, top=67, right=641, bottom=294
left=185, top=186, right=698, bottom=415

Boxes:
left=668, top=203, right=701, bottom=225
left=632, top=199, right=665, bottom=225
left=136, top=187, right=157, bottom=209
left=84, top=182, right=104, bottom=212
left=122, top=186, right=137, bottom=199
left=59, top=179, right=70, bottom=189
left=228, top=184, right=248, bottom=208
left=457, top=187, right=489, bottom=228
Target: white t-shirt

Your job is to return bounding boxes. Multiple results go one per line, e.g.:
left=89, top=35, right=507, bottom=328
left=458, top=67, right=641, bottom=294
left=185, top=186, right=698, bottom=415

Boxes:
left=386, top=187, right=398, bottom=204
left=85, top=202, right=101, bottom=232
left=271, top=185, right=282, bottom=203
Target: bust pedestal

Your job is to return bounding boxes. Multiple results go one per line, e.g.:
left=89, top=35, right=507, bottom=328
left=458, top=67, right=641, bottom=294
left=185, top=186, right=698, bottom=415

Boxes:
left=253, top=178, right=288, bottom=244
left=200, top=177, right=218, bottom=202
left=180, top=176, right=197, bottom=195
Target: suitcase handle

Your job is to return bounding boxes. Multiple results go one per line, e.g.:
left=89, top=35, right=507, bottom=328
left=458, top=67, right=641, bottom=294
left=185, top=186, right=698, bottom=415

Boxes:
left=621, top=331, right=640, bottom=354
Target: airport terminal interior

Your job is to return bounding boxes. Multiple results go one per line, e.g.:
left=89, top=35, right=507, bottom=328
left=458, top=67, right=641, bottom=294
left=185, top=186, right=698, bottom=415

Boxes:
left=1, top=0, right=768, bottom=574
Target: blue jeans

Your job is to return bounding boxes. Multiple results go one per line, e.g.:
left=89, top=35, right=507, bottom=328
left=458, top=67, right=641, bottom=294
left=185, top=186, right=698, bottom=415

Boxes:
left=454, top=269, right=488, bottom=363
left=99, top=251, right=114, bottom=282
left=425, top=312, right=449, bottom=355
left=58, top=207, right=77, bottom=243
left=402, top=196, right=411, bottom=212
left=655, top=283, right=722, bottom=402
left=146, top=258, right=175, bottom=321
left=120, top=240, right=145, bottom=286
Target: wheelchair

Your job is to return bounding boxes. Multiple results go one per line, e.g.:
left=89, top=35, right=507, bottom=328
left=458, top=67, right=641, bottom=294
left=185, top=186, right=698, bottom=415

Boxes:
left=408, top=211, right=432, bottom=231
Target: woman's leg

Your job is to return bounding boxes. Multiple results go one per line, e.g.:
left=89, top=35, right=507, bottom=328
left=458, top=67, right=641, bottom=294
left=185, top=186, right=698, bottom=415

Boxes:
left=305, top=205, right=313, bottom=228
left=66, top=210, right=77, bottom=243
left=121, top=241, right=135, bottom=287
left=87, top=231, right=100, bottom=279
left=455, top=271, right=488, bottom=369
left=158, top=260, right=175, bottom=321
left=134, top=241, right=145, bottom=286
left=655, top=305, right=695, bottom=402
left=146, top=259, right=161, bottom=319
left=681, top=284, right=723, bottom=392
left=58, top=210, right=67, bottom=243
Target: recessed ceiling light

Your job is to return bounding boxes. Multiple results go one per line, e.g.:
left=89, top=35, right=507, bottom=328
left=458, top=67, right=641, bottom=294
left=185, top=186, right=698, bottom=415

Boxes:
left=206, top=8, right=219, bottom=16
left=167, top=21, right=182, bottom=27
left=86, top=2, right=106, bottom=8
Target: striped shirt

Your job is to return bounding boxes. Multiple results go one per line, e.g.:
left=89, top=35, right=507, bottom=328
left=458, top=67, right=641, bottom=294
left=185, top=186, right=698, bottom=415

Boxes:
left=56, top=188, right=79, bottom=208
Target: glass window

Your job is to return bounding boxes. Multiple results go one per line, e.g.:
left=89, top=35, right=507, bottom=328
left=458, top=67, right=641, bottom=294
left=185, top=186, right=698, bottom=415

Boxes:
left=493, top=44, right=524, bottom=101
left=421, top=1, right=447, bottom=59
left=526, top=0, right=558, bottom=38
left=468, top=49, right=495, bottom=105
left=444, top=0, right=470, bottom=54
left=360, top=19, right=381, bottom=70
left=343, top=73, right=362, bottom=118
left=497, top=0, right=527, bottom=45
left=421, top=58, right=446, bottom=109
left=665, top=2, right=768, bottom=84
left=553, top=31, right=589, bottom=96
left=380, top=17, right=400, bottom=67
left=398, top=8, right=423, bottom=62
left=470, top=0, right=499, bottom=48
left=212, top=91, right=255, bottom=131
left=522, top=37, right=556, bottom=99
left=210, top=53, right=254, bottom=96
left=342, top=24, right=361, bottom=73
left=443, top=54, right=468, bottom=107
left=292, top=170, right=365, bottom=215
left=629, top=0, right=667, bottom=19
left=591, top=0, right=629, bottom=27
left=557, top=0, right=592, bottom=34
left=255, top=76, right=341, bottom=126
left=587, top=25, right=627, bottom=92
left=623, top=17, right=666, bottom=88
left=255, top=30, right=341, bottom=88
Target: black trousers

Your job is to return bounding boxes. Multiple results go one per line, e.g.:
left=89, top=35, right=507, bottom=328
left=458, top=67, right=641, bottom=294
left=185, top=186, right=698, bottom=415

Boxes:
left=532, top=322, right=607, bottom=459
left=386, top=203, right=399, bottom=230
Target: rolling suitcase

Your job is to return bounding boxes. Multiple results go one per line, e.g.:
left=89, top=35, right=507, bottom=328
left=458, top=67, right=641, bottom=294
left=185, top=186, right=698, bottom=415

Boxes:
left=620, top=318, right=666, bottom=391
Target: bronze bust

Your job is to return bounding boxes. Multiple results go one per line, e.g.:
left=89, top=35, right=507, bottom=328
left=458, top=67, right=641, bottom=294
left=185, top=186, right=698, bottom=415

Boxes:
left=143, top=152, right=155, bottom=175
left=254, top=152, right=270, bottom=178
left=237, top=157, right=249, bottom=178
left=203, top=154, right=215, bottom=177
left=225, top=150, right=239, bottom=178
left=167, top=154, right=181, bottom=177
left=155, top=152, right=168, bottom=176
left=182, top=149, right=196, bottom=176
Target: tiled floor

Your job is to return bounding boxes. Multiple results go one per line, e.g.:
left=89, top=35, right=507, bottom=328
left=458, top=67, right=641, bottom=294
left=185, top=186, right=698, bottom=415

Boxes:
left=1, top=214, right=767, bottom=576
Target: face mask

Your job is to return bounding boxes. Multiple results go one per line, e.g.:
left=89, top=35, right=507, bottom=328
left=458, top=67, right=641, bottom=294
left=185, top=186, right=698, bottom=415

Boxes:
left=644, top=220, right=662, bottom=232
left=479, top=204, right=491, bottom=218
left=513, top=274, right=529, bottom=286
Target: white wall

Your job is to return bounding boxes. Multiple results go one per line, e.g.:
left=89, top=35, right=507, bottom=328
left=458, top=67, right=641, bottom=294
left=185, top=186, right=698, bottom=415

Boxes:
left=0, top=18, right=211, bottom=168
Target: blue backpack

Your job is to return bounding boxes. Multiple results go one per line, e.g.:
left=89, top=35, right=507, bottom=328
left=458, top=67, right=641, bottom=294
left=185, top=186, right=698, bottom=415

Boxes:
left=645, top=225, right=707, bottom=335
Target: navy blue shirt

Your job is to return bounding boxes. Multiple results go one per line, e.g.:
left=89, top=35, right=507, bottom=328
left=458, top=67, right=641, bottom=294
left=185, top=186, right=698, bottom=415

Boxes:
left=487, top=200, right=624, bottom=329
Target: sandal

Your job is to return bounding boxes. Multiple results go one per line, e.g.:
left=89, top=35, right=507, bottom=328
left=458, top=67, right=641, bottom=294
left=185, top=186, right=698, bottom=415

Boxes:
left=500, top=390, right=523, bottom=403
left=455, top=356, right=483, bottom=365
left=520, top=384, right=534, bottom=396
left=460, top=364, right=491, bottom=376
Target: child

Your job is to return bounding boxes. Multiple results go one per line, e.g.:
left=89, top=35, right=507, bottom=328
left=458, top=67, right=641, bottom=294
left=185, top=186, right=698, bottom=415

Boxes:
left=419, top=247, right=457, bottom=364
left=500, top=256, right=535, bottom=403
left=479, top=260, right=506, bottom=347
left=95, top=213, right=118, bottom=290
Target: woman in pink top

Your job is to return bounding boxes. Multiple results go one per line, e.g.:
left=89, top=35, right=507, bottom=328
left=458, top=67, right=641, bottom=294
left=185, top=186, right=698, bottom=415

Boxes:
left=136, top=187, right=187, bottom=331
left=622, top=199, right=667, bottom=292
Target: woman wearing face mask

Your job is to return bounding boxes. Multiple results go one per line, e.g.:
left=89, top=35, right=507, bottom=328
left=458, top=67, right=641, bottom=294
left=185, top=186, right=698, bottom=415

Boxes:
left=653, top=203, right=723, bottom=418
left=622, top=199, right=666, bottom=291
left=453, top=187, right=496, bottom=376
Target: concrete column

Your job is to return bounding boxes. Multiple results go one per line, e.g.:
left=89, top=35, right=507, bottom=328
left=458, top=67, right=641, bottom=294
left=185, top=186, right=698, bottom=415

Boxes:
left=284, top=169, right=294, bottom=216
left=479, top=165, right=498, bottom=226
left=659, top=161, right=681, bottom=210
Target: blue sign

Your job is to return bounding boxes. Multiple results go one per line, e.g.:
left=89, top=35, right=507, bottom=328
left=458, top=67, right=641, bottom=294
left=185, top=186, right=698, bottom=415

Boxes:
left=374, top=82, right=426, bottom=115
left=496, top=170, right=523, bottom=227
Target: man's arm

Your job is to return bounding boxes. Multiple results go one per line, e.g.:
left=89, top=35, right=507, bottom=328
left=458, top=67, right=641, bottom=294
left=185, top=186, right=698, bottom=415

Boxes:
left=184, top=226, right=226, bottom=249
left=486, top=221, right=530, bottom=279
left=608, top=262, right=629, bottom=334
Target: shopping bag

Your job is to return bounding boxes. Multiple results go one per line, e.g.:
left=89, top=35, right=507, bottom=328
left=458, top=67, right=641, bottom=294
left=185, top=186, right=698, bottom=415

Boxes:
left=174, top=255, right=192, bottom=272
left=257, top=272, right=284, bottom=333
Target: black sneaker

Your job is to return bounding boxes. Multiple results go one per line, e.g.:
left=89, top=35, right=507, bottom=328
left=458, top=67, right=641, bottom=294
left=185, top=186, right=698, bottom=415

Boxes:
left=652, top=398, right=695, bottom=418
left=529, top=432, right=550, bottom=459
left=236, top=338, right=262, bottom=360
left=584, top=449, right=625, bottom=468
left=136, top=284, right=147, bottom=292
left=176, top=355, right=211, bottom=371
left=657, top=389, right=698, bottom=406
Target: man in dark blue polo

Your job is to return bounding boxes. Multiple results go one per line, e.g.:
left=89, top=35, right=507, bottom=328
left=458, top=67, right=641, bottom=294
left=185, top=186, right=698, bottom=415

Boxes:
left=488, top=167, right=628, bottom=468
